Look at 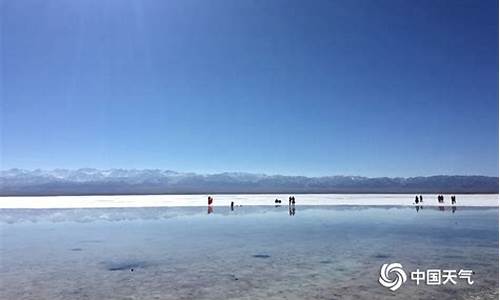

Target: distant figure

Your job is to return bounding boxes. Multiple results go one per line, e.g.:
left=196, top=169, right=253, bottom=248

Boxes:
left=415, top=196, right=419, bottom=204
left=451, top=195, right=456, bottom=205
left=419, top=195, right=423, bottom=202
left=231, top=201, right=234, bottom=211
left=275, top=199, right=279, bottom=204
left=208, top=196, right=213, bottom=206
left=289, top=196, right=296, bottom=215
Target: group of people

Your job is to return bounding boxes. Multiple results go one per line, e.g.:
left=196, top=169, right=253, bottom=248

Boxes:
left=414, top=195, right=424, bottom=204
left=273, top=196, right=296, bottom=205
left=208, top=195, right=297, bottom=213
left=272, top=196, right=296, bottom=215
left=437, top=194, right=457, bottom=204
left=208, top=196, right=241, bottom=213
left=414, top=194, right=457, bottom=205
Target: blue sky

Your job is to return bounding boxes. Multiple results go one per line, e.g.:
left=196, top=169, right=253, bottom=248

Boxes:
left=1, top=0, right=498, bottom=177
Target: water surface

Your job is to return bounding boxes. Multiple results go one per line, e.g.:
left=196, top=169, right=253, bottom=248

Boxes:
left=0, top=205, right=497, bottom=299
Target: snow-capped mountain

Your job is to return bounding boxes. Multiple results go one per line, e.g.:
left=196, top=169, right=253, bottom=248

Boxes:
left=0, top=169, right=497, bottom=195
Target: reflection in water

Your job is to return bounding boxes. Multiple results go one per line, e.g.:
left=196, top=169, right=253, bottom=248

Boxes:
left=0, top=206, right=497, bottom=300
left=414, top=205, right=460, bottom=214
left=207, top=206, right=213, bottom=214
left=0, top=204, right=474, bottom=224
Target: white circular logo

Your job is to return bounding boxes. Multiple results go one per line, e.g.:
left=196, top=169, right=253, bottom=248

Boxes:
left=379, top=263, right=407, bottom=291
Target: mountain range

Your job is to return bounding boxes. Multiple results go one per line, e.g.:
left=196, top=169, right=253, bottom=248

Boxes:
left=0, top=168, right=498, bottom=196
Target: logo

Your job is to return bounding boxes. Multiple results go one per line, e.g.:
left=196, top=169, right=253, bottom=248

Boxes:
left=379, top=263, right=407, bottom=291
left=378, top=263, right=474, bottom=291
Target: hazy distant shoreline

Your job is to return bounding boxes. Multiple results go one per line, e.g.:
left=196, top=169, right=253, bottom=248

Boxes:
left=1, top=169, right=498, bottom=196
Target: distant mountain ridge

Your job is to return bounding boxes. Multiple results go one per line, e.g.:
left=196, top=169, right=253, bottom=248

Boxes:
left=0, top=168, right=498, bottom=196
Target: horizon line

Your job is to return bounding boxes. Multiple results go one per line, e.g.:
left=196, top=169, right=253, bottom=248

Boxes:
left=1, top=168, right=498, bottom=179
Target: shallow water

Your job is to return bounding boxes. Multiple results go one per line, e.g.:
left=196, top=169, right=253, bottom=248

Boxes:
left=0, top=205, right=498, bottom=299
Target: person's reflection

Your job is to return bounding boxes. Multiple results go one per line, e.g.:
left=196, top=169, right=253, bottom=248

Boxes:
left=415, top=205, right=420, bottom=213
left=208, top=206, right=214, bottom=214
left=289, top=204, right=296, bottom=216
left=452, top=206, right=457, bottom=214
left=438, top=206, right=445, bottom=212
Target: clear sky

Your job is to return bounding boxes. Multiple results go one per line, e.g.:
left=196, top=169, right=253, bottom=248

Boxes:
left=1, top=0, right=498, bottom=177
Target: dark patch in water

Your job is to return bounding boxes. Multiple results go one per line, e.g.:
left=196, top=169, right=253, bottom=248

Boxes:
left=104, top=261, right=148, bottom=271
left=319, top=260, right=333, bottom=264
left=70, top=248, right=83, bottom=251
left=229, top=274, right=239, bottom=281
left=373, top=254, right=390, bottom=259
left=252, top=254, right=270, bottom=258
